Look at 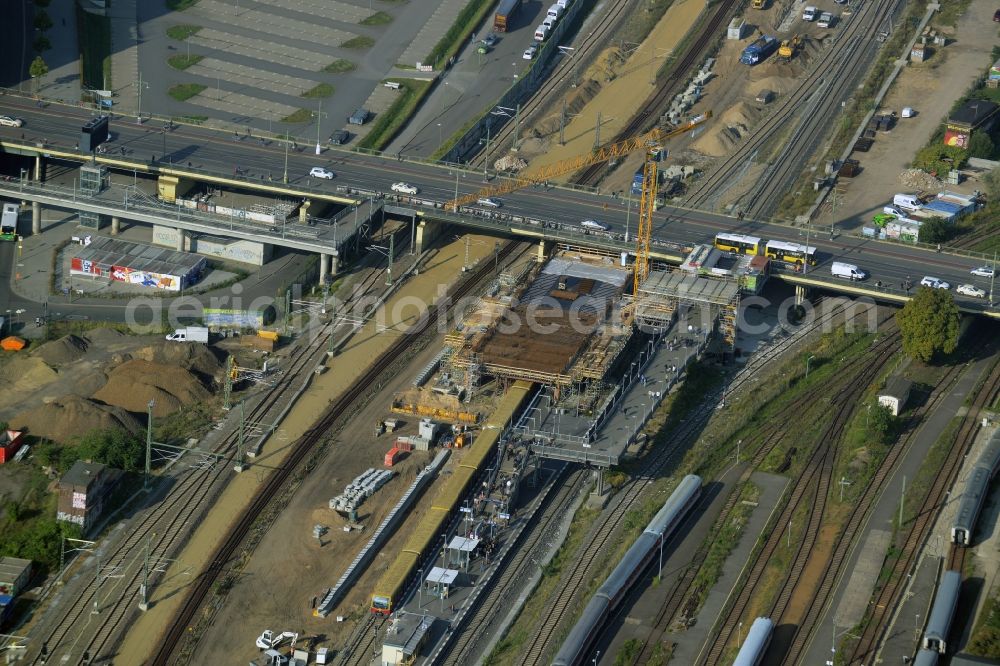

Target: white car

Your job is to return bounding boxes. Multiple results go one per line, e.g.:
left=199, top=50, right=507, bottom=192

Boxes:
left=883, top=206, right=905, bottom=217
left=580, top=219, right=610, bottom=231
left=477, top=197, right=502, bottom=208
left=802, top=5, right=817, bottom=20
left=391, top=182, right=418, bottom=194
left=523, top=45, right=538, bottom=60
left=970, top=266, right=995, bottom=278
left=309, top=166, right=334, bottom=179
left=920, top=276, right=950, bottom=290
left=957, top=284, right=987, bottom=298
left=0, top=115, right=23, bottom=128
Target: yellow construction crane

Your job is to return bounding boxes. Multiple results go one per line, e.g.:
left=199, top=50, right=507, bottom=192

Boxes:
left=448, top=111, right=712, bottom=295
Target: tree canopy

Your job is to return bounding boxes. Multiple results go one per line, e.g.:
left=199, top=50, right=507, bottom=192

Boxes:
left=29, top=55, right=48, bottom=80
left=895, top=287, right=960, bottom=362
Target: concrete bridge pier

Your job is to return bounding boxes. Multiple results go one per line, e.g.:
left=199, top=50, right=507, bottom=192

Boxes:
left=176, top=230, right=186, bottom=251
left=31, top=201, right=41, bottom=235
left=33, top=154, right=43, bottom=182
left=415, top=219, right=442, bottom=254
left=111, top=216, right=121, bottom=235
left=319, top=253, right=329, bottom=285
left=330, top=252, right=339, bottom=277
left=537, top=240, right=549, bottom=262
left=299, top=200, right=311, bottom=224
left=795, top=284, right=808, bottom=306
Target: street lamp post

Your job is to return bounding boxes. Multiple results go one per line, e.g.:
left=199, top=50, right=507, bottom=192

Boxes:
left=805, top=354, right=816, bottom=378
left=283, top=137, right=290, bottom=184
left=314, top=100, right=326, bottom=155
left=437, top=123, right=443, bottom=148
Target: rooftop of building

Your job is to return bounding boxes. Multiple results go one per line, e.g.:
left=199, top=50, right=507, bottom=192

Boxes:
left=60, top=460, right=109, bottom=488
left=949, top=99, right=1000, bottom=128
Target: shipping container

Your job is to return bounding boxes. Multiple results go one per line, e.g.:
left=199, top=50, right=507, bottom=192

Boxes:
left=384, top=447, right=403, bottom=467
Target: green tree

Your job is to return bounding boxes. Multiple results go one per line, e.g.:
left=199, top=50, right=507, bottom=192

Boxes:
left=969, top=131, right=996, bottom=160
left=868, top=403, right=898, bottom=444
left=918, top=217, right=952, bottom=244
left=895, top=287, right=960, bottom=362
left=982, top=168, right=1000, bottom=201
left=34, top=10, right=52, bottom=31
left=29, top=56, right=49, bottom=95
left=33, top=35, right=51, bottom=53
left=74, top=428, right=144, bottom=472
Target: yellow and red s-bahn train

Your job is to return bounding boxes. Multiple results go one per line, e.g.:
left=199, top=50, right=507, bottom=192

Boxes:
left=370, top=380, right=534, bottom=615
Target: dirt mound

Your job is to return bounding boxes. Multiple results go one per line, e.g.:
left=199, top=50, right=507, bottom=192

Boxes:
left=899, top=168, right=942, bottom=191
left=92, top=359, right=212, bottom=417
left=132, top=342, right=222, bottom=383
left=693, top=101, right=760, bottom=157
left=0, top=357, right=58, bottom=392
left=11, top=395, right=142, bottom=443
left=85, top=327, right=125, bottom=344
left=32, top=334, right=89, bottom=366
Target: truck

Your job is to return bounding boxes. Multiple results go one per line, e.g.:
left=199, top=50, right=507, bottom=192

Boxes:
left=0, top=203, right=18, bottom=241
left=831, top=261, right=867, bottom=281
left=740, top=36, right=778, bottom=65
left=165, top=326, right=209, bottom=343
left=493, top=0, right=522, bottom=32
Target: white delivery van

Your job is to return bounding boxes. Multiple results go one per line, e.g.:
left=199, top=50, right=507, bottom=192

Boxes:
left=547, top=3, right=563, bottom=19
left=831, top=262, right=868, bottom=281
left=892, top=193, right=922, bottom=211
left=802, top=5, right=817, bottom=20
left=534, top=24, right=550, bottom=41
left=542, top=15, right=555, bottom=29
left=557, top=0, right=570, bottom=7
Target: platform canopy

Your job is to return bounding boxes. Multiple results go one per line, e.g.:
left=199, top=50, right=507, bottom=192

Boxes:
left=446, top=536, right=480, bottom=553
left=425, top=567, right=458, bottom=586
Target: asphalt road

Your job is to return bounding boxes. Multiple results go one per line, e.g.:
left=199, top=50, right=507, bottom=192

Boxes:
left=0, top=99, right=996, bottom=308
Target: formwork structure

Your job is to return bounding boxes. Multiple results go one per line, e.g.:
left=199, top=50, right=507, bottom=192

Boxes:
left=634, top=269, right=741, bottom=347
left=444, top=250, right=634, bottom=391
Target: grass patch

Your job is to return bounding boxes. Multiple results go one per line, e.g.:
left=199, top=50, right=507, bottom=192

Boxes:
left=282, top=107, right=314, bottom=123
left=360, top=11, right=393, bottom=25
left=178, top=114, right=208, bottom=124
left=76, top=3, right=111, bottom=89
left=341, top=35, right=375, bottom=49
left=323, top=59, right=356, bottom=73
left=423, top=0, right=493, bottom=69
left=357, top=78, right=433, bottom=150
left=936, top=0, right=972, bottom=25
left=166, top=24, right=201, bottom=40
left=167, top=53, right=203, bottom=70
left=614, top=638, right=643, bottom=665
left=969, top=590, right=1000, bottom=658
left=166, top=0, right=200, bottom=9
left=168, top=83, right=206, bottom=102
left=301, top=83, right=334, bottom=98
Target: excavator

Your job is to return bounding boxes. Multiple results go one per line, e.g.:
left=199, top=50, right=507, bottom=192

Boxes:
left=447, top=111, right=712, bottom=295
left=778, top=35, right=802, bottom=61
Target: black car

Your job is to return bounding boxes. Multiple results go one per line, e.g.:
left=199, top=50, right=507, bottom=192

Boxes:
left=329, top=130, right=351, bottom=145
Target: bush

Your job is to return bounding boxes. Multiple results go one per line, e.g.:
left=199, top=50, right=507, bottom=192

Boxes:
left=34, top=10, right=53, bottom=31
left=33, top=35, right=51, bottom=52
left=72, top=428, right=146, bottom=472
left=912, top=143, right=967, bottom=177
left=423, top=0, right=492, bottom=69
left=918, top=217, right=953, bottom=244
left=356, top=79, right=432, bottom=150
left=969, top=130, right=996, bottom=159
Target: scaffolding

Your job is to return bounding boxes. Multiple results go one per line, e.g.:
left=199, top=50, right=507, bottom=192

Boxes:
left=635, top=269, right=741, bottom=348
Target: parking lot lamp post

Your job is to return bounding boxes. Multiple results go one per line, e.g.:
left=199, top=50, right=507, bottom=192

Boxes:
left=315, top=100, right=324, bottom=155
left=283, top=138, right=290, bottom=184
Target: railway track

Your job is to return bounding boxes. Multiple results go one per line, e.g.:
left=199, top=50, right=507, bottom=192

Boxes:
left=515, top=297, right=879, bottom=664
left=466, top=0, right=633, bottom=169
left=697, top=326, right=902, bottom=665
left=25, top=265, right=390, bottom=665
left=778, top=343, right=976, bottom=665
left=948, top=544, right=967, bottom=573
left=846, top=343, right=1000, bottom=666
left=684, top=0, right=899, bottom=212
left=150, top=240, right=525, bottom=665
left=573, top=0, right=738, bottom=187
left=435, top=466, right=583, bottom=665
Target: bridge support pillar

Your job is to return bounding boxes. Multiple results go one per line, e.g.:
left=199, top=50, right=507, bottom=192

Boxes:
left=176, top=230, right=186, bottom=251
left=111, top=217, right=121, bottom=235
left=415, top=220, right=440, bottom=254
left=537, top=240, right=548, bottom=262
left=31, top=201, right=41, bottom=235
left=299, top=200, right=311, bottom=225
left=33, top=155, right=43, bottom=182
left=330, top=253, right=339, bottom=277
left=319, top=253, right=329, bottom=285
left=795, top=284, right=808, bottom=306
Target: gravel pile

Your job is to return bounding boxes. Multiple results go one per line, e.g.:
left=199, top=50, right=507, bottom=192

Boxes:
left=12, top=395, right=142, bottom=442
left=898, top=168, right=942, bottom=192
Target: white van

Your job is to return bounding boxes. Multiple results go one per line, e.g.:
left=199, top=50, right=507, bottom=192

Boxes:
left=831, top=262, right=867, bottom=281
left=802, top=5, right=817, bottom=20
left=534, top=24, right=550, bottom=41
left=892, top=193, right=922, bottom=211
left=557, top=0, right=570, bottom=8
left=542, top=16, right=555, bottom=29
left=547, top=3, right=563, bottom=19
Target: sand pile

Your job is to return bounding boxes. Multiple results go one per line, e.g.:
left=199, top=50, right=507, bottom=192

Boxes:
left=0, top=357, right=58, bottom=392
left=32, top=334, right=89, bottom=366
left=132, top=341, right=222, bottom=383
left=92, top=359, right=213, bottom=417
left=694, top=102, right=759, bottom=156
left=11, top=395, right=142, bottom=442
left=85, top=327, right=125, bottom=344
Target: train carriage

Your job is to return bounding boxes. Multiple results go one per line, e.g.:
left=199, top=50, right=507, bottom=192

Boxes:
left=552, top=475, right=702, bottom=666
left=922, top=570, right=961, bottom=653
left=732, top=617, right=774, bottom=666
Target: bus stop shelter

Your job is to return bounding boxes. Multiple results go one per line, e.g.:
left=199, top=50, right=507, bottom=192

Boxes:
left=424, top=567, right=458, bottom=601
